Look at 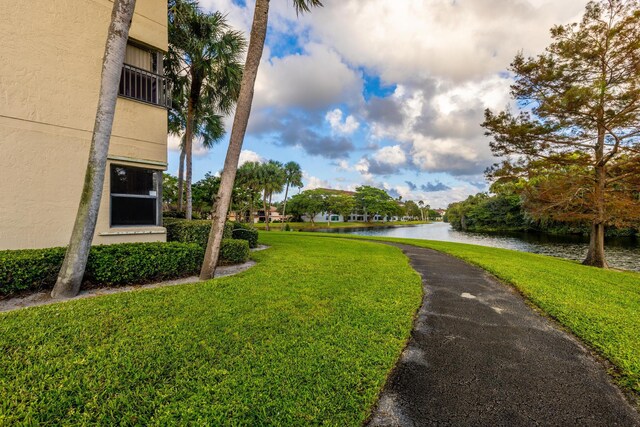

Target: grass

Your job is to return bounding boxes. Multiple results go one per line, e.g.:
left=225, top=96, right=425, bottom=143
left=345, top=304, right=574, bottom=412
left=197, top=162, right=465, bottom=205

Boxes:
left=294, top=231, right=640, bottom=396
left=0, top=234, right=422, bottom=425
left=254, top=220, right=428, bottom=231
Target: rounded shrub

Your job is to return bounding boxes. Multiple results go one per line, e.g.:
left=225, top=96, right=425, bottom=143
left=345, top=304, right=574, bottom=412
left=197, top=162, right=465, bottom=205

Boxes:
left=164, top=219, right=233, bottom=248
left=219, top=239, right=250, bottom=265
left=229, top=222, right=259, bottom=248
left=0, top=247, right=66, bottom=294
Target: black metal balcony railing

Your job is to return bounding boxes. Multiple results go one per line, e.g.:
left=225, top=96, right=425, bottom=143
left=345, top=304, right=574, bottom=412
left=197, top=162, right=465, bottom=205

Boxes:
left=118, top=64, right=171, bottom=108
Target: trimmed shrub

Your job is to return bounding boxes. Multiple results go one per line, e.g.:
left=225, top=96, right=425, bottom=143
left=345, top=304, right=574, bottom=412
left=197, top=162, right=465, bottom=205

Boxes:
left=164, top=220, right=233, bottom=248
left=163, top=210, right=186, bottom=219
left=0, top=242, right=203, bottom=296
left=86, top=242, right=203, bottom=286
left=164, top=219, right=258, bottom=248
left=229, top=222, right=259, bottom=248
left=162, top=217, right=182, bottom=227
left=219, top=239, right=250, bottom=265
left=0, top=247, right=66, bottom=294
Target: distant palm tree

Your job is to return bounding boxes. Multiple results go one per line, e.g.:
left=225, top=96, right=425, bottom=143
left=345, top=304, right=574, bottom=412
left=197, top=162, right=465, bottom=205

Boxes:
left=281, top=161, right=303, bottom=228
left=52, top=0, right=138, bottom=298
left=170, top=105, right=226, bottom=213
left=258, top=160, right=286, bottom=231
left=166, top=0, right=246, bottom=219
left=200, top=0, right=323, bottom=279
left=236, top=161, right=262, bottom=223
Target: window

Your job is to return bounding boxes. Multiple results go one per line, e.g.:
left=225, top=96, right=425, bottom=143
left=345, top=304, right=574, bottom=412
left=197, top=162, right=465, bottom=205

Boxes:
left=118, top=42, right=170, bottom=107
left=124, top=43, right=160, bottom=73
left=110, top=165, right=159, bottom=226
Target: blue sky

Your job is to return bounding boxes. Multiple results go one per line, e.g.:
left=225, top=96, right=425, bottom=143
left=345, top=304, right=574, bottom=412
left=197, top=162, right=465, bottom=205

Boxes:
left=168, top=0, right=589, bottom=208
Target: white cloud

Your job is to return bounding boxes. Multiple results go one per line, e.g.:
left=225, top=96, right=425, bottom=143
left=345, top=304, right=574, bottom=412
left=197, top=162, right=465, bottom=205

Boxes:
left=253, top=43, right=362, bottom=111
left=238, top=149, right=264, bottom=166
left=325, top=108, right=360, bottom=135
left=168, top=134, right=181, bottom=152
left=198, top=0, right=254, bottom=36
left=357, top=76, right=514, bottom=176
left=294, top=0, right=588, bottom=83
left=301, top=172, right=331, bottom=191
left=372, top=145, right=406, bottom=166
left=335, top=159, right=351, bottom=171
left=167, top=133, right=210, bottom=157
left=355, top=158, right=368, bottom=172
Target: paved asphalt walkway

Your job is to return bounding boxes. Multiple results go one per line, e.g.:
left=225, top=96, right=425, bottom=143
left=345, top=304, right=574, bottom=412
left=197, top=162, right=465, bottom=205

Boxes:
left=367, top=244, right=639, bottom=426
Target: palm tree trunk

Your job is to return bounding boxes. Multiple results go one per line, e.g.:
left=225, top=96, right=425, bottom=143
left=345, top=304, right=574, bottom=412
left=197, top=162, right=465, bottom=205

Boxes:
left=200, top=0, right=270, bottom=280
left=249, top=194, right=255, bottom=223
left=51, top=0, right=136, bottom=299
left=267, top=191, right=273, bottom=226
left=262, top=188, right=269, bottom=231
left=177, top=147, right=185, bottom=212
left=185, top=97, right=194, bottom=220
left=281, top=182, right=290, bottom=230
left=185, top=71, right=203, bottom=221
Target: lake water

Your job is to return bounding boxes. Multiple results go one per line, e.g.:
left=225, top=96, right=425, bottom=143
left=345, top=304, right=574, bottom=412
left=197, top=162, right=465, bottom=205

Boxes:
left=328, top=222, right=640, bottom=272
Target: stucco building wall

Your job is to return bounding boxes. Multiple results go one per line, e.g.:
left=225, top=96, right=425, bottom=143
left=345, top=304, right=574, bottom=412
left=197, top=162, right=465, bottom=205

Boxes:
left=0, top=0, right=168, bottom=249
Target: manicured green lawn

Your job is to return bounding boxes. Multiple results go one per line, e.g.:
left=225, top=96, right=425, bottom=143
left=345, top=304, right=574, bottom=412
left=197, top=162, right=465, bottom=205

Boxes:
left=296, top=231, right=640, bottom=396
left=0, top=234, right=422, bottom=425
left=254, top=220, right=428, bottom=231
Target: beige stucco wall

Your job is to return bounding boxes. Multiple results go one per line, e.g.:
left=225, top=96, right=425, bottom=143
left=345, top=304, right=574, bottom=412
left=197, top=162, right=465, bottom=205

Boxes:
left=0, top=0, right=168, bottom=250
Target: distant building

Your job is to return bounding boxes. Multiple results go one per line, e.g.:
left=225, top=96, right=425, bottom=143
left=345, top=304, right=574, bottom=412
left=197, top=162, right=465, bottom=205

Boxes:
left=229, top=206, right=283, bottom=223
left=1, top=0, right=169, bottom=249
left=255, top=206, right=284, bottom=223
left=433, top=209, right=447, bottom=221
left=301, top=188, right=397, bottom=223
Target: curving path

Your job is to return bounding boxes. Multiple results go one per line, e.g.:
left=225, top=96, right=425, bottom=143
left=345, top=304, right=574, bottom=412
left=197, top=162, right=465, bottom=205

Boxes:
left=368, top=243, right=640, bottom=426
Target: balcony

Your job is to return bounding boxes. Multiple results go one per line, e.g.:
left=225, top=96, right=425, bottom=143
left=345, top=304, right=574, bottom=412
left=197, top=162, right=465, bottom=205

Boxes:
left=118, top=64, right=171, bottom=108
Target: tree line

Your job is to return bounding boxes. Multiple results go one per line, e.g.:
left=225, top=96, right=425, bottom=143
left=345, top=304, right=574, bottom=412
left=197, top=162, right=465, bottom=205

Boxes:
left=285, top=186, right=434, bottom=225
left=165, top=172, right=437, bottom=226
left=445, top=187, right=639, bottom=237
left=164, top=159, right=304, bottom=230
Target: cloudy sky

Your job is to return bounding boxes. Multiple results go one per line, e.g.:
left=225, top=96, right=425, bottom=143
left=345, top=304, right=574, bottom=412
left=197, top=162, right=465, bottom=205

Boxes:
left=168, top=0, right=589, bottom=208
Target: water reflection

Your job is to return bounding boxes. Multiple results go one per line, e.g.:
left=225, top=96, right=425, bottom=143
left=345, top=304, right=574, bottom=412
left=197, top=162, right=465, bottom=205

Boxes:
left=328, top=222, right=640, bottom=272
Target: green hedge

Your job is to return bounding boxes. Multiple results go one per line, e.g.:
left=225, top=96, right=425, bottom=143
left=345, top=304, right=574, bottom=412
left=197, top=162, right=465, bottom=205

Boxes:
left=0, top=247, right=66, bottom=295
left=164, top=219, right=258, bottom=248
left=164, top=220, right=233, bottom=248
left=0, top=242, right=203, bottom=296
left=219, top=239, right=250, bottom=265
left=229, top=222, right=259, bottom=248
left=86, top=242, right=203, bottom=286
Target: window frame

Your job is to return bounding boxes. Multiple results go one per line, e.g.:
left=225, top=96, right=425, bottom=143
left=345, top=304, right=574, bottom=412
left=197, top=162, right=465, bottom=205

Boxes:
left=118, top=40, right=170, bottom=108
left=109, top=164, right=163, bottom=228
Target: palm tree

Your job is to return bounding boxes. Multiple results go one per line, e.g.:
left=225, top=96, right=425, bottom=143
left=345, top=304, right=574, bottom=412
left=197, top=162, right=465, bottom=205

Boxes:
left=166, top=1, right=246, bottom=219
left=51, top=0, right=137, bottom=298
left=258, top=160, right=286, bottom=231
left=236, top=161, right=262, bottom=223
left=418, top=200, right=425, bottom=222
left=281, top=161, right=303, bottom=228
left=200, top=0, right=323, bottom=279
left=170, top=104, right=226, bottom=214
